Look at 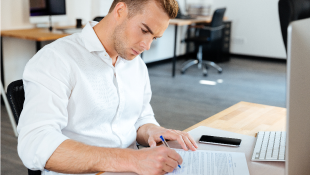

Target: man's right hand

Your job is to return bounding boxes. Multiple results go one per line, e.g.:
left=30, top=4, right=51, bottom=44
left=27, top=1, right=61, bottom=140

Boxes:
left=133, top=146, right=183, bottom=175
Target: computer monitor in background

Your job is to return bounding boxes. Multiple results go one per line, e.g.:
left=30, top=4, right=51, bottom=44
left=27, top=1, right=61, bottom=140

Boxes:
left=29, top=0, right=67, bottom=25
left=286, top=17, right=310, bottom=175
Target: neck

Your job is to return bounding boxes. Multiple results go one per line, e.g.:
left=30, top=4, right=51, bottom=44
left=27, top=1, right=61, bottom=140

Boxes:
left=93, top=15, right=118, bottom=65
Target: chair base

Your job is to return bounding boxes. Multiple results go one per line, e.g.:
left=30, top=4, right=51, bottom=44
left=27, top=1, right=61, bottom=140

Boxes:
left=180, top=45, right=222, bottom=76
left=181, top=59, right=222, bottom=76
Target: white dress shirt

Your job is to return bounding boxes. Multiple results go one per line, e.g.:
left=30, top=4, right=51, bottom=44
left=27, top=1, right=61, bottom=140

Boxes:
left=17, top=21, right=159, bottom=175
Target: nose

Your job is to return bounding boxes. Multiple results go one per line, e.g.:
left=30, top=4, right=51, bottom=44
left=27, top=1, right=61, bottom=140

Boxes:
left=140, top=37, right=153, bottom=51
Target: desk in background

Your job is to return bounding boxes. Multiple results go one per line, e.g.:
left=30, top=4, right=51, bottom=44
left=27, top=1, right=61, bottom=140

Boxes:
left=0, top=27, right=75, bottom=87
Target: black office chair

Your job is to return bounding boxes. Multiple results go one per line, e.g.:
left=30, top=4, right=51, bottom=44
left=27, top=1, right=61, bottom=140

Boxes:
left=6, top=79, right=41, bottom=175
left=278, top=0, right=310, bottom=51
left=181, top=8, right=226, bottom=76
left=93, top=16, right=105, bottom=22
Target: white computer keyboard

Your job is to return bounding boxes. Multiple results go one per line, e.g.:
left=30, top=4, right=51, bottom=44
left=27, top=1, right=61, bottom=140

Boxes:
left=251, top=131, right=286, bottom=161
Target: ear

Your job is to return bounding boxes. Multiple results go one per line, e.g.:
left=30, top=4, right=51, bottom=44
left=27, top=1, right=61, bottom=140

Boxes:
left=112, top=2, right=128, bottom=21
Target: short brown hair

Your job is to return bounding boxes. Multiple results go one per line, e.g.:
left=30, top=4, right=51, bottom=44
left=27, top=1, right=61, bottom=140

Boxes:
left=108, top=0, right=179, bottom=19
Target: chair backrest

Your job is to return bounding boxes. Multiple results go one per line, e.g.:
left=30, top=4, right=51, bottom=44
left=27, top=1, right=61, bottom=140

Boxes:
left=198, top=8, right=226, bottom=39
left=93, top=16, right=105, bottom=22
left=196, top=8, right=226, bottom=53
left=210, top=8, right=226, bottom=28
left=278, top=0, right=310, bottom=51
left=6, top=79, right=42, bottom=175
left=6, top=79, right=25, bottom=124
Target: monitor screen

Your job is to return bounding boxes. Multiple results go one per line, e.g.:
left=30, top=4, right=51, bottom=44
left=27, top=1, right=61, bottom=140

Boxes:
left=30, top=0, right=66, bottom=16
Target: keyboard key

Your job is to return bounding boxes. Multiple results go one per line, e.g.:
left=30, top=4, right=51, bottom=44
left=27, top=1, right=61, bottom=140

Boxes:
left=252, top=131, right=286, bottom=161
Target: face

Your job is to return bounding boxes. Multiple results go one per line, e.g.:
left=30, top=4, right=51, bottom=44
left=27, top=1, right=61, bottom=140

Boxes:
left=112, top=1, right=170, bottom=60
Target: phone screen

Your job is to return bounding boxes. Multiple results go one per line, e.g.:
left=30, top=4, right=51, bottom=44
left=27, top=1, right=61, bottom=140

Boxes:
left=199, top=135, right=241, bottom=147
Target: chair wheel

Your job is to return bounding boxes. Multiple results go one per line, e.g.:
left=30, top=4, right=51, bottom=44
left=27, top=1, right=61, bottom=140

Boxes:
left=203, top=73, right=208, bottom=77
left=218, top=70, right=222, bottom=74
left=181, top=70, right=185, bottom=74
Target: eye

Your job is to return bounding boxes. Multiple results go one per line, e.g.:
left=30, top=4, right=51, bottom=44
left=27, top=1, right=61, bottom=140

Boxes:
left=141, top=29, right=148, bottom=34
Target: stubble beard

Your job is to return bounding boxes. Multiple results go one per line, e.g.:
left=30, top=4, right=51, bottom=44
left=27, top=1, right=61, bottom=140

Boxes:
left=112, top=20, right=128, bottom=60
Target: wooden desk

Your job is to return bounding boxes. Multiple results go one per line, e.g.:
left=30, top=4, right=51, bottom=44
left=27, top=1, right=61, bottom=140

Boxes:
left=1, top=28, right=70, bottom=87
left=169, top=16, right=214, bottom=26
left=96, top=101, right=285, bottom=175
left=184, top=101, right=287, bottom=136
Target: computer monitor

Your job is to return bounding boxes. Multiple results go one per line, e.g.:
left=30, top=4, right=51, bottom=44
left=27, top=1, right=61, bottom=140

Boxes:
left=286, top=17, right=310, bottom=175
left=29, top=0, right=67, bottom=24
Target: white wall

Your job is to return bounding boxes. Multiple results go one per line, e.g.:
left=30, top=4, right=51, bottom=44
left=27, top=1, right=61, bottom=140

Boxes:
left=97, top=0, right=114, bottom=17
left=1, top=0, right=35, bottom=30
left=212, top=0, right=286, bottom=59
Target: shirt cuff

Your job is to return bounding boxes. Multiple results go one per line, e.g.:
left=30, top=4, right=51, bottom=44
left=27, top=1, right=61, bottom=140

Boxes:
left=134, top=117, right=160, bottom=131
left=33, top=132, right=69, bottom=170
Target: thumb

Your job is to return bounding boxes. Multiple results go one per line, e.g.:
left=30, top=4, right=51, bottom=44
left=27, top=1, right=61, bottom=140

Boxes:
left=148, top=137, right=157, bottom=147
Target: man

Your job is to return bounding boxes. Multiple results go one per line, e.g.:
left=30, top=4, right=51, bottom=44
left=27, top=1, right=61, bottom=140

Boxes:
left=17, top=0, right=198, bottom=174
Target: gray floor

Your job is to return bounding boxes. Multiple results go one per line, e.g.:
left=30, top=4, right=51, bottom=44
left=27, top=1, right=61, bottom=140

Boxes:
left=149, top=57, right=286, bottom=130
left=1, top=57, right=286, bottom=174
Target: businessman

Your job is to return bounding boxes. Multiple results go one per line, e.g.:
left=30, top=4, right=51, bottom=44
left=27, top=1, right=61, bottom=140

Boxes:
left=17, top=0, right=198, bottom=174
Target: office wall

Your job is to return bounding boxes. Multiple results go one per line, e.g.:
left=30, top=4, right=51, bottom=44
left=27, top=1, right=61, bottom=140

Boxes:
left=212, top=0, right=286, bottom=59
left=1, top=0, right=34, bottom=30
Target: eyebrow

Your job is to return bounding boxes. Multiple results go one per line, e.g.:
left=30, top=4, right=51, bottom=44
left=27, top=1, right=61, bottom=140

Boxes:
left=142, top=23, right=163, bottom=38
left=142, top=23, right=154, bottom=35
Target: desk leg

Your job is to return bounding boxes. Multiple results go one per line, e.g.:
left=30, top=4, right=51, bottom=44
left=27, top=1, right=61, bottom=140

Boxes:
left=1, top=36, right=4, bottom=88
left=1, top=37, right=18, bottom=137
left=36, top=41, right=41, bottom=52
left=172, top=25, right=178, bottom=77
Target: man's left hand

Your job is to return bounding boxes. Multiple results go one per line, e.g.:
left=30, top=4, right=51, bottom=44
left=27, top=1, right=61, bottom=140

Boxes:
left=147, top=126, right=198, bottom=151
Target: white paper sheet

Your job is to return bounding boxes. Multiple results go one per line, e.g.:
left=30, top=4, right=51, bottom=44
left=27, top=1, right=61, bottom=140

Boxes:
left=168, top=149, right=249, bottom=175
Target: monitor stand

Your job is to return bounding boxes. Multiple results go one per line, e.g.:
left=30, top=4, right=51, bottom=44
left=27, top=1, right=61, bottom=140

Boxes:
left=48, top=15, right=53, bottom=32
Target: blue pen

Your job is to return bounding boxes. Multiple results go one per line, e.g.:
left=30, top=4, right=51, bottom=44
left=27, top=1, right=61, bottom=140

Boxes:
left=160, top=135, right=181, bottom=168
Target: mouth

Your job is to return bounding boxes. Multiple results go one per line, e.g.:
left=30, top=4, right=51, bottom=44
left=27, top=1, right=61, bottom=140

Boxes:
left=131, top=49, right=141, bottom=56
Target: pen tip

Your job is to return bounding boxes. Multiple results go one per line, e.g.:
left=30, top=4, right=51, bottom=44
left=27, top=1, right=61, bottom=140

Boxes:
left=178, top=165, right=181, bottom=168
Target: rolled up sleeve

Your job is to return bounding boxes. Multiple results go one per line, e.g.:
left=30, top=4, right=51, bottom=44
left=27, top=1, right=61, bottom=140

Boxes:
left=17, top=48, right=72, bottom=170
left=134, top=68, right=160, bottom=131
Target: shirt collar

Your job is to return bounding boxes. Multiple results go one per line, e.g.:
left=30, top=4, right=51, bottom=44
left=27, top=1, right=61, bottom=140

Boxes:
left=81, top=21, right=106, bottom=53
left=81, top=21, right=135, bottom=64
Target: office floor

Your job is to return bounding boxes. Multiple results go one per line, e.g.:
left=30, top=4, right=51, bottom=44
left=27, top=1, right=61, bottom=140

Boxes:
left=149, top=57, right=286, bottom=130
left=1, top=56, right=286, bottom=174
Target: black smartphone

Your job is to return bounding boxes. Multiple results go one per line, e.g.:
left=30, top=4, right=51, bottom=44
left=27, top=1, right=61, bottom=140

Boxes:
left=199, top=135, right=242, bottom=147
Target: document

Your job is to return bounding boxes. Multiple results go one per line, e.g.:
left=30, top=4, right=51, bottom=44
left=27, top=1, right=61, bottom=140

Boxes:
left=168, top=149, right=250, bottom=175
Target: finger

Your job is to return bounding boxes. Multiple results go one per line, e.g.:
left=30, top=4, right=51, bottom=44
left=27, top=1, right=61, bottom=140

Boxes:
left=175, top=134, right=188, bottom=151
left=185, top=132, right=199, bottom=148
left=167, top=149, right=183, bottom=165
left=166, top=130, right=188, bottom=151
left=163, top=163, right=177, bottom=173
left=148, top=137, right=157, bottom=147
left=174, top=131, right=198, bottom=151
left=165, top=155, right=179, bottom=170
left=173, top=130, right=192, bottom=151
left=183, top=135, right=197, bottom=151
